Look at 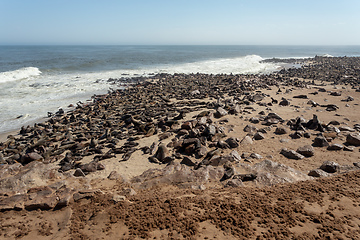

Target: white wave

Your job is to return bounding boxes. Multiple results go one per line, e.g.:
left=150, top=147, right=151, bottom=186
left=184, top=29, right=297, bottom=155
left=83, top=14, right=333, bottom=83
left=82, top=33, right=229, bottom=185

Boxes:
left=153, top=55, right=278, bottom=75
left=0, top=67, right=42, bottom=83
left=321, top=54, right=334, bottom=57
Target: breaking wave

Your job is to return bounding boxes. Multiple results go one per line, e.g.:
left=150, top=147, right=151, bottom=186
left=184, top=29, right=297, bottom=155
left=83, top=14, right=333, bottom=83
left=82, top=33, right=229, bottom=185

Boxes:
left=0, top=67, right=42, bottom=83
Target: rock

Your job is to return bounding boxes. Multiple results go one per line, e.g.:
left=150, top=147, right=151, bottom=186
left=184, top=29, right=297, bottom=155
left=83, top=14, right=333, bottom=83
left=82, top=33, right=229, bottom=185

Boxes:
left=225, top=137, right=239, bottom=148
left=327, top=143, right=344, bottom=151
left=353, top=162, right=360, bottom=168
left=319, top=161, right=340, bottom=173
left=308, top=169, right=330, bottom=177
left=74, top=168, right=86, bottom=177
left=214, top=107, right=228, bottom=118
left=275, top=126, right=288, bottom=135
left=313, top=136, right=329, bottom=147
left=296, top=145, right=315, bottom=157
left=252, top=160, right=312, bottom=185
left=346, top=133, right=360, bottom=146
left=240, top=136, right=253, bottom=145
left=254, top=132, right=265, bottom=140
left=280, top=148, right=304, bottom=160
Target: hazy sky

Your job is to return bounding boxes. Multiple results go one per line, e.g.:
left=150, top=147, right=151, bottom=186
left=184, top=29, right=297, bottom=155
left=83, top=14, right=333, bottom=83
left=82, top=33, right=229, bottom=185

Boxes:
left=1, top=0, right=359, bottom=45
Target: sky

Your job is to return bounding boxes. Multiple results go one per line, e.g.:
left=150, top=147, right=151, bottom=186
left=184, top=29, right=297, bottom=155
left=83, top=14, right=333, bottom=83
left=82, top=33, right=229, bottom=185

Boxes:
left=1, top=0, right=359, bottom=45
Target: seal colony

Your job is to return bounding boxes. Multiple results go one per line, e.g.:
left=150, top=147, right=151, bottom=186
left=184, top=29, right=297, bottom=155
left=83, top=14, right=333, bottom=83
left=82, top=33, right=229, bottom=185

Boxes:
left=1, top=56, right=360, bottom=239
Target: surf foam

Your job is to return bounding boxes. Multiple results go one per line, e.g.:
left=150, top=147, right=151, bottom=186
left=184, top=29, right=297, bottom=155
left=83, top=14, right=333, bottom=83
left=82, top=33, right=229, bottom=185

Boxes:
left=0, top=67, right=42, bottom=83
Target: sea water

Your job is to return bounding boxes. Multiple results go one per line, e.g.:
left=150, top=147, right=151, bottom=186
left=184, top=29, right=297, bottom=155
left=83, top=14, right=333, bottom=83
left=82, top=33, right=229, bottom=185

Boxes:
left=1, top=45, right=360, bottom=133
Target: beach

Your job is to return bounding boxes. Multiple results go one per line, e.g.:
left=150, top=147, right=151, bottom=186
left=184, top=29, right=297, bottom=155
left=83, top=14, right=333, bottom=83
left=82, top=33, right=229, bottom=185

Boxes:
left=1, top=56, right=360, bottom=239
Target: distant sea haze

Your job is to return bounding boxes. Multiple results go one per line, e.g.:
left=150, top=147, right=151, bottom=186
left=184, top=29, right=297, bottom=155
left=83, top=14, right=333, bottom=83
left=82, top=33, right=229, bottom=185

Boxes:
left=0, top=45, right=360, bottom=133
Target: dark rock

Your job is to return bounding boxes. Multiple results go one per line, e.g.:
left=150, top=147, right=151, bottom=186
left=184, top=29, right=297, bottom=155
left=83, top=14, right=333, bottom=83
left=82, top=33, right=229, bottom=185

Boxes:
left=297, top=145, right=315, bottom=157
left=319, top=161, right=340, bottom=173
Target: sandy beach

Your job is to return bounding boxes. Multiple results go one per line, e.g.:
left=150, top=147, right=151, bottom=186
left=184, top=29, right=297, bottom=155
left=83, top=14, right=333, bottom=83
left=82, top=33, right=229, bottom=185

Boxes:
left=1, top=56, right=360, bottom=239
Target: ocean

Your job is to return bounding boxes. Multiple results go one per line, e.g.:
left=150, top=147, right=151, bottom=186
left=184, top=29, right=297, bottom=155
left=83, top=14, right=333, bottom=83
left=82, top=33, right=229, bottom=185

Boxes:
left=1, top=45, right=360, bottom=134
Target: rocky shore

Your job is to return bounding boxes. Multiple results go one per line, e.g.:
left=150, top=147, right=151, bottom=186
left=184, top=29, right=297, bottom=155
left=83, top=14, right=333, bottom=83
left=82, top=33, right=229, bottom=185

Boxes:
left=1, top=56, right=360, bottom=239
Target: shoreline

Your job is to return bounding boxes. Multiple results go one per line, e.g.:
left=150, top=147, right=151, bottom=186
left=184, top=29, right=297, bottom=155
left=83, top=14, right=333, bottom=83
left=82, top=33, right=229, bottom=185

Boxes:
left=1, top=56, right=360, bottom=239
